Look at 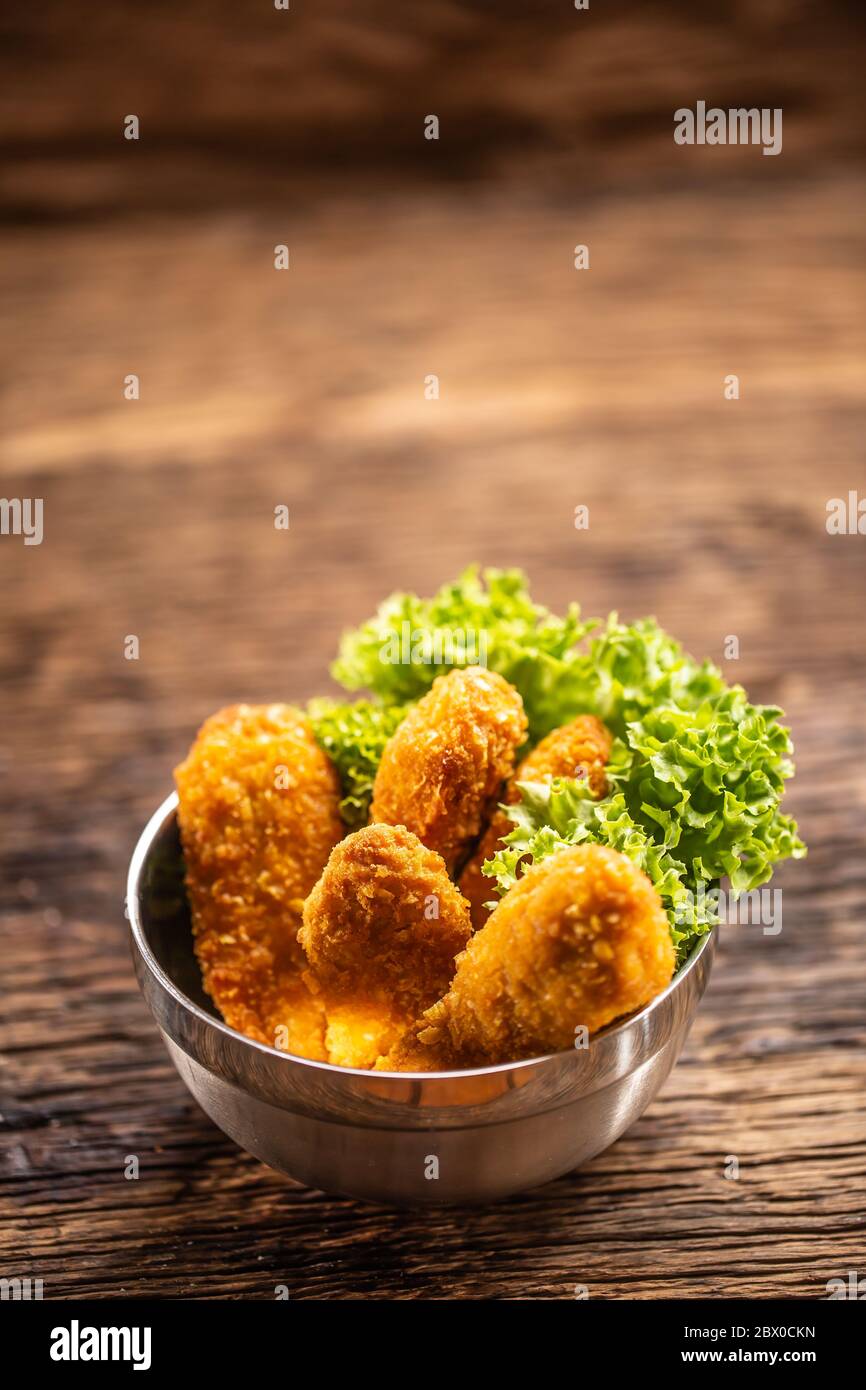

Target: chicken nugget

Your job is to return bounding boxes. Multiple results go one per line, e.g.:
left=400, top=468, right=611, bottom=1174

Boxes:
left=299, top=823, right=472, bottom=1069
left=370, top=666, right=527, bottom=874
left=175, top=703, right=343, bottom=1058
left=378, top=843, right=675, bottom=1070
left=459, top=713, right=613, bottom=927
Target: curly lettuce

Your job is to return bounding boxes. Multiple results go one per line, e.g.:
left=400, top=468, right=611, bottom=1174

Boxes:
left=331, top=565, right=596, bottom=740
left=486, top=676, right=805, bottom=961
left=546, top=612, right=731, bottom=739
left=307, top=698, right=410, bottom=829
left=488, top=778, right=708, bottom=958
left=323, top=569, right=805, bottom=961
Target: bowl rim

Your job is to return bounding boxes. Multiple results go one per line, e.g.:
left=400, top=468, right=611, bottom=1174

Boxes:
left=128, top=790, right=715, bottom=1082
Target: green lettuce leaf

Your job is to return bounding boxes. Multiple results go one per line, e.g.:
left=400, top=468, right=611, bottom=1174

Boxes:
left=331, top=565, right=597, bottom=741
left=307, top=698, right=411, bottom=829
left=551, top=613, right=731, bottom=740
left=487, top=778, right=708, bottom=958
left=486, top=672, right=806, bottom=962
left=325, top=570, right=805, bottom=964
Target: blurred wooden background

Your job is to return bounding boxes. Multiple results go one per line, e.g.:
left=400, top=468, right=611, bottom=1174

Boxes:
left=1, top=0, right=864, bottom=1299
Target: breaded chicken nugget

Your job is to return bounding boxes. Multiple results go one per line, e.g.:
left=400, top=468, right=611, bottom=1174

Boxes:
left=299, top=823, right=472, bottom=1069
left=378, top=844, right=675, bottom=1071
left=175, top=703, right=343, bottom=1058
left=459, top=714, right=613, bottom=927
left=370, top=667, right=527, bottom=874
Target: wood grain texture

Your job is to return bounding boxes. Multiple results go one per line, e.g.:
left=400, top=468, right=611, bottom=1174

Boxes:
left=1, top=2, right=865, bottom=1300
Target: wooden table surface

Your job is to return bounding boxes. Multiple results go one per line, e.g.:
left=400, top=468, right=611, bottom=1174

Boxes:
left=1, top=3, right=865, bottom=1300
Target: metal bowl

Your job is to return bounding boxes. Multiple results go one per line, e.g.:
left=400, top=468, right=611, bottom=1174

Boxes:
left=127, top=792, right=715, bottom=1205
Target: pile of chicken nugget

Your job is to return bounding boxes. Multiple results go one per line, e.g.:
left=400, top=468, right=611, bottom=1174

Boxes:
left=175, top=667, right=676, bottom=1072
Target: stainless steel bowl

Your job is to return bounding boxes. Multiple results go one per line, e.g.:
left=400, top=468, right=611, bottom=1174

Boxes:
left=127, top=792, right=715, bottom=1205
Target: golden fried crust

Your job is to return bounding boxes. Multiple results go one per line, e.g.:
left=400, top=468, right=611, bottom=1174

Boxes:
left=299, top=823, right=472, bottom=1069
left=379, top=844, right=675, bottom=1070
left=375, top=1031, right=453, bottom=1073
left=369, top=667, right=527, bottom=874
left=174, top=703, right=343, bottom=1059
left=459, top=714, right=613, bottom=928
